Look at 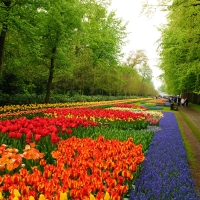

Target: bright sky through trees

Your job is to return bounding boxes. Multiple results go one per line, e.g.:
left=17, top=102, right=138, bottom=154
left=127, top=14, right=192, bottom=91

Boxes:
left=109, top=0, right=168, bottom=89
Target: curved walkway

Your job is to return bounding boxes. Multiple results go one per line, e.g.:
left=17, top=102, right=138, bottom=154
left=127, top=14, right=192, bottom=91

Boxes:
left=178, top=105, right=200, bottom=129
left=175, top=105, right=200, bottom=193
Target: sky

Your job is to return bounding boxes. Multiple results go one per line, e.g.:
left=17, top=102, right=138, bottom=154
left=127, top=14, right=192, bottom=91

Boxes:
left=109, top=0, right=168, bottom=89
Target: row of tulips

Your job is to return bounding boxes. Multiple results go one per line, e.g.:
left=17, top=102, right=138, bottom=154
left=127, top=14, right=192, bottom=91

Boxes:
left=0, top=107, right=158, bottom=150
left=0, top=99, right=152, bottom=115
left=0, top=136, right=144, bottom=200
left=113, top=104, right=147, bottom=111
left=42, top=108, right=147, bottom=122
left=142, top=98, right=167, bottom=105
left=43, top=108, right=158, bottom=130
left=108, top=108, right=163, bottom=126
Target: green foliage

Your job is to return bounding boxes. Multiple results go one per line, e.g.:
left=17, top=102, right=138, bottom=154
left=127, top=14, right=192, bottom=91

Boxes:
left=158, top=84, right=166, bottom=92
left=0, top=0, right=158, bottom=104
left=122, top=50, right=157, bottom=96
left=0, top=93, right=140, bottom=106
left=159, top=0, right=200, bottom=95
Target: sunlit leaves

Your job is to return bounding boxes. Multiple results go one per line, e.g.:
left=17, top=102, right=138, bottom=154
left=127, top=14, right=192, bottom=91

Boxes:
left=159, top=0, right=200, bottom=94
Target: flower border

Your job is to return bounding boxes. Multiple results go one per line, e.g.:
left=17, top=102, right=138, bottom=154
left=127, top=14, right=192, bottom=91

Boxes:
left=130, top=112, right=200, bottom=199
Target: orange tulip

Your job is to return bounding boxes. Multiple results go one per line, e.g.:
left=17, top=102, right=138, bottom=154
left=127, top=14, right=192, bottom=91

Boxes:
left=40, top=159, right=46, bottom=167
left=121, top=169, right=133, bottom=180
left=12, top=173, right=21, bottom=184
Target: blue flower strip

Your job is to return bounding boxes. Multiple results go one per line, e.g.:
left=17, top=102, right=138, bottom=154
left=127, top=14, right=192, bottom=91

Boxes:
left=130, top=112, right=200, bottom=200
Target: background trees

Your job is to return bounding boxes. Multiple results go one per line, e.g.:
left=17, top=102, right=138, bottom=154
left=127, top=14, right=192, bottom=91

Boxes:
left=0, top=0, right=157, bottom=105
left=158, top=0, right=200, bottom=97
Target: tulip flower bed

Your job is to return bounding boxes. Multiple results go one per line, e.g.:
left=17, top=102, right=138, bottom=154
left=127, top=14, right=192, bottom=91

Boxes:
left=1, top=104, right=199, bottom=199
left=139, top=103, right=163, bottom=111
left=130, top=112, right=200, bottom=199
left=165, top=102, right=171, bottom=107
left=108, top=107, right=163, bottom=126
left=0, top=135, right=147, bottom=200
left=0, top=98, right=151, bottom=115
left=114, top=104, right=147, bottom=111
left=0, top=106, right=161, bottom=200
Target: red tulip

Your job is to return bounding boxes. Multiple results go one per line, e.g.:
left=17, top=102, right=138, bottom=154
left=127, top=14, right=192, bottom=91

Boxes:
left=66, top=129, right=72, bottom=134
left=20, top=184, right=29, bottom=195
left=51, top=135, right=60, bottom=144
left=117, top=176, right=124, bottom=185
left=1, top=127, right=8, bottom=133
left=8, top=131, right=16, bottom=138
left=34, top=134, right=41, bottom=141
left=129, top=162, right=137, bottom=172
left=26, top=131, right=32, bottom=139
left=11, top=173, right=20, bottom=184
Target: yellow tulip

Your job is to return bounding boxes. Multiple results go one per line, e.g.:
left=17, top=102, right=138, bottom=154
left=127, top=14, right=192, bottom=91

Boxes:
left=104, top=192, right=111, bottom=200
left=89, top=194, right=96, bottom=200
left=0, top=191, right=3, bottom=200
left=60, top=192, right=68, bottom=200
left=13, top=197, right=19, bottom=200
left=14, top=189, right=21, bottom=197
left=39, top=194, right=46, bottom=200
left=29, top=196, right=35, bottom=200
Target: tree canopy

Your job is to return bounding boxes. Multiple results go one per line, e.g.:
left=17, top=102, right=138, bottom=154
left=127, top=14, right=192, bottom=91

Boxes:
left=155, top=0, right=200, bottom=95
left=0, top=0, right=158, bottom=104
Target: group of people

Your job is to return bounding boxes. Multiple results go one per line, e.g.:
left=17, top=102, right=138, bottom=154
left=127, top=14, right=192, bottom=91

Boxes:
left=169, top=95, right=188, bottom=110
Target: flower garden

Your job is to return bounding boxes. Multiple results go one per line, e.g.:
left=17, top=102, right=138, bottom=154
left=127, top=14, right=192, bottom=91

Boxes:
left=0, top=99, right=199, bottom=200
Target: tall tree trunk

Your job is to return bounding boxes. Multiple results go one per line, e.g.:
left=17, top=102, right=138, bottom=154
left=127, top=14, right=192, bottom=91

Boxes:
left=0, top=1, right=12, bottom=73
left=45, top=47, right=56, bottom=103
left=0, top=30, right=7, bottom=73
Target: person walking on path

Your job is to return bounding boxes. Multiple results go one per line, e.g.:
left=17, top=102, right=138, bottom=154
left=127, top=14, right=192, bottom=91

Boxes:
left=185, top=97, right=189, bottom=106
left=181, top=97, right=185, bottom=106
left=178, top=96, right=181, bottom=106
left=170, top=96, right=174, bottom=110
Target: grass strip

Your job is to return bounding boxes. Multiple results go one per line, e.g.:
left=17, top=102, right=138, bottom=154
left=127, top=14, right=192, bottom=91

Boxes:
left=175, top=113, right=196, bottom=169
left=179, top=110, right=200, bottom=143
left=189, top=103, right=200, bottom=111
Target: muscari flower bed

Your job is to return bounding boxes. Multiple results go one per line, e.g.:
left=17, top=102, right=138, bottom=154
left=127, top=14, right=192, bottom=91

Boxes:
left=130, top=112, right=200, bottom=200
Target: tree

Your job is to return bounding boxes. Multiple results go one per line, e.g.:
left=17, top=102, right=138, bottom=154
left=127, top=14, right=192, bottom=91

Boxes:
left=71, top=0, right=128, bottom=95
left=0, top=0, right=48, bottom=74
left=138, top=63, right=153, bottom=84
left=159, top=0, right=200, bottom=94
left=122, top=49, right=155, bottom=96
left=158, top=84, right=166, bottom=92
left=34, top=0, right=84, bottom=103
left=123, top=50, right=148, bottom=69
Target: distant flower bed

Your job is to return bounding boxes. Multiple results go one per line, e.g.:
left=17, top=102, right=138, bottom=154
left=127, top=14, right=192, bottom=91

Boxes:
left=140, top=104, right=164, bottom=111
left=108, top=107, right=163, bottom=126
left=143, top=98, right=166, bottom=105
left=114, top=103, right=147, bottom=111
left=0, top=98, right=151, bottom=115
left=165, top=102, right=171, bottom=107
